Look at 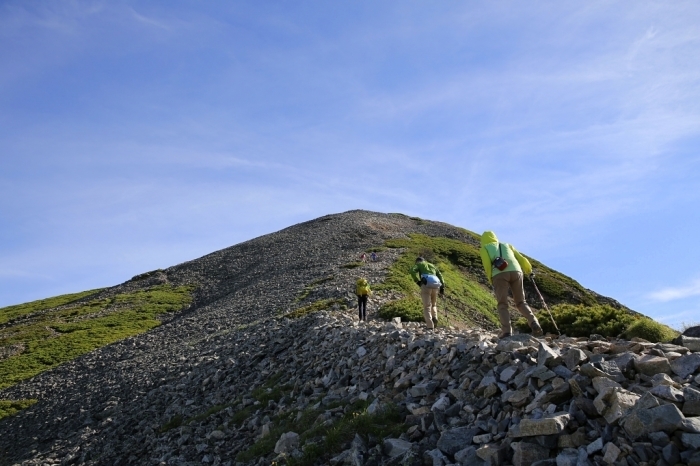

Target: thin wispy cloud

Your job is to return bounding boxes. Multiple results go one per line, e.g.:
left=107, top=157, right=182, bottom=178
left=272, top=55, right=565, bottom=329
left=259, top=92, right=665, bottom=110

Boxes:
left=129, top=8, right=169, bottom=30
left=648, top=279, right=700, bottom=302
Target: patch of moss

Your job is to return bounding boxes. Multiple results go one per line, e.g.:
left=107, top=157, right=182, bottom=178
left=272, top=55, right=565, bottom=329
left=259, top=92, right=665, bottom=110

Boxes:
left=159, top=414, right=184, bottom=432
left=297, top=276, right=335, bottom=301
left=0, top=284, right=194, bottom=390
left=286, top=299, right=346, bottom=319
left=0, top=399, right=37, bottom=421
left=237, top=400, right=405, bottom=465
left=288, top=401, right=405, bottom=466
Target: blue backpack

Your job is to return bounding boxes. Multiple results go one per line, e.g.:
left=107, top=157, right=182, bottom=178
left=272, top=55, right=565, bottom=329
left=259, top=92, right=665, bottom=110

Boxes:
left=421, top=274, right=442, bottom=289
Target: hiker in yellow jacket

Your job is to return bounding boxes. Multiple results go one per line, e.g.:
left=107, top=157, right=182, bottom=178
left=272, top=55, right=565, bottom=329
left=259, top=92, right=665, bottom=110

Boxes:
left=355, top=277, right=372, bottom=322
left=479, top=231, right=543, bottom=339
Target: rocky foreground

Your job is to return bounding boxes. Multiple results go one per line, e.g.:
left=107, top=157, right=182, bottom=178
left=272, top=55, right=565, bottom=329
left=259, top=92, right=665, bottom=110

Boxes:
left=4, top=306, right=700, bottom=466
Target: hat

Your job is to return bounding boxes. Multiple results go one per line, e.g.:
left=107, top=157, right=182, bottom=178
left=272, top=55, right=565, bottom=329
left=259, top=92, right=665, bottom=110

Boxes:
left=415, top=257, right=424, bottom=262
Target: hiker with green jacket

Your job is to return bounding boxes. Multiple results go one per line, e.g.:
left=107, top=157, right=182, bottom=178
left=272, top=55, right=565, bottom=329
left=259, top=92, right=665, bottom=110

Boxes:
left=479, top=231, right=543, bottom=339
left=410, top=257, right=445, bottom=330
left=355, top=277, right=372, bottom=322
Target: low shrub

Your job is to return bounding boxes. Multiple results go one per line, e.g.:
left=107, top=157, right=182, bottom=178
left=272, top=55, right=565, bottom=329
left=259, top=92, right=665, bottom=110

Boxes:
left=623, top=318, right=679, bottom=343
left=514, top=303, right=635, bottom=337
left=0, top=399, right=37, bottom=421
left=378, top=298, right=424, bottom=322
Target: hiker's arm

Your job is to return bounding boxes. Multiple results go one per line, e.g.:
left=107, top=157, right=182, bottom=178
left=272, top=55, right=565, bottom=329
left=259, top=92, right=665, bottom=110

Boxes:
left=436, top=268, right=445, bottom=286
left=479, top=247, right=493, bottom=285
left=410, top=265, right=420, bottom=283
left=512, top=246, right=532, bottom=275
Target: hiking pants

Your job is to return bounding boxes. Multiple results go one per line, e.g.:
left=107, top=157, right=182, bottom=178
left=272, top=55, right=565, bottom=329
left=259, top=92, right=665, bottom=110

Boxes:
left=358, top=295, right=368, bottom=321
left=493, top=271, right=538, bottom=335
left=420, top=285, right=439, bottom=329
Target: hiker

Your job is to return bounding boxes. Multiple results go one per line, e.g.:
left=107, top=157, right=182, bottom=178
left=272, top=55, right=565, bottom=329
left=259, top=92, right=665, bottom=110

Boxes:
left=410, top=257, right=445, bottom=330
left=360, top=253, right=367, bottom=262
left=355, top=277, right=372, bottom=321
left=370, top=252, right=377, bottom=262
left=479, top=231, right=543, bottom=339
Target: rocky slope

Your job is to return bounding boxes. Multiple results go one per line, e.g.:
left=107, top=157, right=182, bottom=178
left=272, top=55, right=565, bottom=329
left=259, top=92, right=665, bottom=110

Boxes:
left=1, top=210, right=696, bottom=466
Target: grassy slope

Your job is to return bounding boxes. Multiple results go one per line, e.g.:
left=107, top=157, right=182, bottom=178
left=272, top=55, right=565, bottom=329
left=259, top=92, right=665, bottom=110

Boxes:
left=373, top=232, right=677, bottom=341
left=0, top=289, right=104, bottom=325
left=0, top=284, right=194, bottom=391
left=376, top=234, right=500, bottom=328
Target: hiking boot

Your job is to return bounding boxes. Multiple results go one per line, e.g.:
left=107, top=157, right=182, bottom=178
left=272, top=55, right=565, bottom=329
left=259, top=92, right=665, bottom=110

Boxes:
left=531, top=323, right=544, bottom=337
left=432, top=317, right=438, bottom=328
left=498, top=331, right=511, bottom=339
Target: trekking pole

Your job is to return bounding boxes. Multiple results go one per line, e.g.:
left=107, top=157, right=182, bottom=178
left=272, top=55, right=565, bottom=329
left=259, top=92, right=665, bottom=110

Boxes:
left=529, top=274, right=561, bottom=336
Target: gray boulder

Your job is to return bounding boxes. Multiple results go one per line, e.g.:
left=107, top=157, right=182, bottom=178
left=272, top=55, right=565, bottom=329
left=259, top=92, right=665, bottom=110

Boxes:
left=671, top=353, right=700, bottom=378
left=518, top=413, right=571, bottom=436
left=511, top=441, right=550, bottom=466
left=383, top=438, right=413, bottom=458
left=684, top=385, right=700, bottom=416
left=682, top=326, right=700, bottom=338
left=274, top=431, right=299, bottom=454
left=437, top=427, right=480, bottom=456
left=634, top=354, right=672, bottom=376
left=622, top=403, right=686, bottom=440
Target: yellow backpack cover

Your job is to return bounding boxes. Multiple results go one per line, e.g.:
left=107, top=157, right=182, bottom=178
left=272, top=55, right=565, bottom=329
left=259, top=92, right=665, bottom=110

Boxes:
left=356, top=278, right=371, bottom=296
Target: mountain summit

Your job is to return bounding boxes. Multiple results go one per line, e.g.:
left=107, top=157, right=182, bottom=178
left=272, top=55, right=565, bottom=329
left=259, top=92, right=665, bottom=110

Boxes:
left=1, top=210, right=698, bottom=465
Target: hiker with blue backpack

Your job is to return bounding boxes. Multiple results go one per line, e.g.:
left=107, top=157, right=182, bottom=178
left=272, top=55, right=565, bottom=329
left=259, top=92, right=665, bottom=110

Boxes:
left=479, top=231, right=543, bottom=339
left=410, top=257, right=445, bottom=330
left=355, top=277, right=372, bottom=321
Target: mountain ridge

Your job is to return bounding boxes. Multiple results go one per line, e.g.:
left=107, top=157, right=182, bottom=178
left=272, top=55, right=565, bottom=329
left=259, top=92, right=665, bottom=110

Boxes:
left=3, top=210, right=695, bottom=466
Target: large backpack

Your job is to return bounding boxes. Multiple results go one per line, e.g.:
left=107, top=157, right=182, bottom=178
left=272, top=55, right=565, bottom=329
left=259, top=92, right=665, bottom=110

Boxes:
left=356, top=278, right=370, bottom=296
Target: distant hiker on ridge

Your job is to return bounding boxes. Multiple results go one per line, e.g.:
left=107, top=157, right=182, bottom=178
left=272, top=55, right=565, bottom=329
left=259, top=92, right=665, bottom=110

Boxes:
left=355, top=277, right=372, bottom=322
left=410, top=257, right=445, bottom=330
left=479, top=231, right=543, bottom=339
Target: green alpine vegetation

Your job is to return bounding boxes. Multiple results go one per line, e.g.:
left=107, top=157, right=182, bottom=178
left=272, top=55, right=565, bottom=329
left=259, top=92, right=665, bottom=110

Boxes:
left=514, top=303, right=679, bottom=343
left=0, top=289, right=104, bottom=325
left=0, top=284, right=194, bottom=390
left=376, top=234, right=500, bottom=327
left=236, top=398, right=404, bottom=465
left=374, top=233, right=646, bottom=333
left=0, top=399, right=37, bottom=421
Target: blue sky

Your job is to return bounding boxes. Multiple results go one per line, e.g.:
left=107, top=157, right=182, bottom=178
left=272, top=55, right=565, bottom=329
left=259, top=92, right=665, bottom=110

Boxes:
left=1, top=1, right=699, bottom=329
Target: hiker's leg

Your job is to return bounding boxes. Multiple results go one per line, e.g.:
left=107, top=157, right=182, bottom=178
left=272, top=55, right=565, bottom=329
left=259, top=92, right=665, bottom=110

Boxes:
left=430, top=288, right=438, bottom=323
left=510, top=272, right=539, bottom=329
left=358, top=296, right=364, bottom=320
left=493, top=273, right=512, bottom=336
left=362, top=296, right=368, bottom=320
left=420, top=286, right=434, bottom=329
